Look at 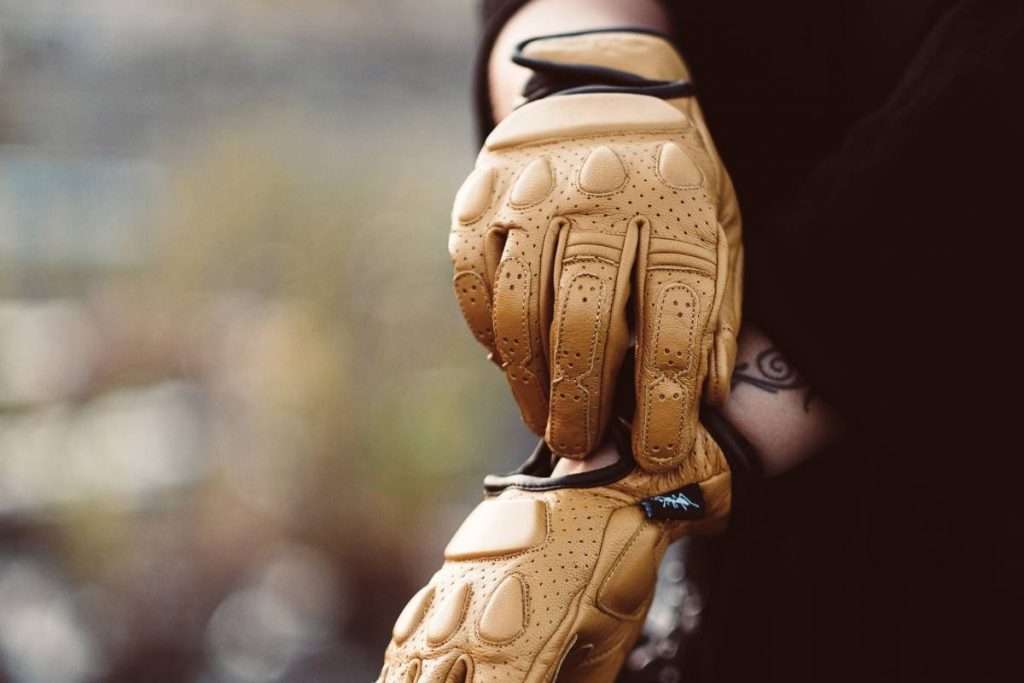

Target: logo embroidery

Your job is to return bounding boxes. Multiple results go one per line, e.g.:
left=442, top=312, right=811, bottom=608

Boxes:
left=639, top=483, right=707, bottom=520
left=658, top=491, right=701, bottom=511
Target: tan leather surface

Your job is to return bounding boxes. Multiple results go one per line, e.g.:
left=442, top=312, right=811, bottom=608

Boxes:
left=444, top=498, right=547, bottom=561
left=377, top=423, right=730, bottom=683
left=477, top=575, right=527, bottom=643
left=449, top=32, right=743, bottom=470
left=379, top=30, right=744, bottom=682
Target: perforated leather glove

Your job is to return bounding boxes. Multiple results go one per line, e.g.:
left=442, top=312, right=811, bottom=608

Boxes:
left=449, top=29, right=743, bottom=469
left=377, top=412, right=757, bottom=683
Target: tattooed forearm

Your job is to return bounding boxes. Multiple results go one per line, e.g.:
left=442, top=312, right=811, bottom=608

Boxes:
left=731, top=347, right=815, bottom=411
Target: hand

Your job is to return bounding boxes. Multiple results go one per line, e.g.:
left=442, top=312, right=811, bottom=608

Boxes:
left=377, top=419, right=740, bottom=683
left=449, top=30, right=742, bottom=468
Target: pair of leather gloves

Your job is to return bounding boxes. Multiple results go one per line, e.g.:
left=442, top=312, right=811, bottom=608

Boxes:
left=379, top=29, right=746, bottom=682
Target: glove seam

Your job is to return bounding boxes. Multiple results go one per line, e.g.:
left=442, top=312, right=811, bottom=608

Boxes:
left=639, top=280, right=699, bottom=465
left=425, top=585, right=474, bottom=649
left=653, top=144, right=705, bottom=191
left=595, top=521, right=653, bottom=621
left=508, top=160, right=556, bottom=209
left=574, top=147, right=630, bottom=198
left=550, top=269, right=603, bottom=455
left=473, top=572, right=531, bottom=646
left=490, top=126, right=689, bottom=153
left=453, top=271, right=495, bottom=348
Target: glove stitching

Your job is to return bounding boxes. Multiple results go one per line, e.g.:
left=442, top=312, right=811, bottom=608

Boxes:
left=425, top=585, right=474, bottom=649
left=452, top=167, right=501, bottom=228
left=453, top=271, right=494, bottom=347
left=641, top=280, right=698, bottom=464
left=596, top=520, right=651, bottom=620
left=551, top=269, right=605, bottom=455
left=652, top=144, right=705, bottom=191
left=390, top=588, right=437, bottom=659
left=494, top=127, right=688, bottom=154
left=509, top=161, right=556, bottom=210
left=581, top=630, right=636, bottom=666
left=494, top=257, right=547, bottom=433
left=574, top=147, right=629, bottom=197
left=474, top=572, right=531, bottom=646
left=450, top=496, right=556, bottom=564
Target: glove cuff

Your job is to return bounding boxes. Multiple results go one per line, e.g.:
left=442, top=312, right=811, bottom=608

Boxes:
left=512, top=28, right=696, bottom=104
left=484, top=412, right=763, bottom=528
left=483, top=418, right=636, bottom=494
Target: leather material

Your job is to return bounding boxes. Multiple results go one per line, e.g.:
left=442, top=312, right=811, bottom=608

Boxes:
left=449, top=31, right=743, bottom=469
left=519, top=30, right=689, bottom=84
left=444, top=498, right=548, bottom=560
left=378, top=421, right=731, bottom=683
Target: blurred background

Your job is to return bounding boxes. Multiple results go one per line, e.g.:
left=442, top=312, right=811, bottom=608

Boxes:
left=0, top=1, right=534, bottom=681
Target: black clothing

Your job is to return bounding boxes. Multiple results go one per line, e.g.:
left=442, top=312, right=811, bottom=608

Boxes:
left=474, top=1, right=1022, bottom=681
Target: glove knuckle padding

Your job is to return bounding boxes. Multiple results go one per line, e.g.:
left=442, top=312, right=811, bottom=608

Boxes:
left=381, top=487, right=675, bottom=682
left=451, top=167, right=501, bottom=358
left=379, top=421, right=736, bottom=682
left=464, top=92, right=739, bottom=459
left=450, top=28, right=743, bottom=465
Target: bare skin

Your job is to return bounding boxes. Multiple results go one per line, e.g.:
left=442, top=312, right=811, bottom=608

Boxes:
left=722, top=326, right=842, bottom=475
left=492, top=1, right=843, bottom=477
left=553, top=325, right=843, bottom=477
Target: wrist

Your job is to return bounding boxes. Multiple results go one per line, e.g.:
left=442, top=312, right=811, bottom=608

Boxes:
left=722, top=325, right=843, bottom=476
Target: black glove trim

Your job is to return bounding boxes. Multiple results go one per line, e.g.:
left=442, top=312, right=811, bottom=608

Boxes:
left=483, top=409, right=763, bottom=501
left=512, top=27, right=696, bottom=105
left=483, top=418, right=636, bottom=494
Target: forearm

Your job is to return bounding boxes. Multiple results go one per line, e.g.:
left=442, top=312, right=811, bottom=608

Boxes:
left=723, top=325, right=842, bottom=476
left=487, top=0, right=671, bottom=121
left=554, top=327, right=843, bottom=479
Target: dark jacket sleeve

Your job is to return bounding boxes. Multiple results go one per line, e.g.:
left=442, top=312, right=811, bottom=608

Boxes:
left=744, top=0, right=1023, bottom=426
left=473, top=0, right=533, bottom=141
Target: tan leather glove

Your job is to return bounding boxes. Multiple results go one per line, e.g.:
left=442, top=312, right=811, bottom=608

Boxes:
left=450, top=29, right=743, bottom=469
left=377, top=411, right=757, bottom=683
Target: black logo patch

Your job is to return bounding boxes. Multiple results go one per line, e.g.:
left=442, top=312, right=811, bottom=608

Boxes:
left=639, top=483, right=706, bottom=520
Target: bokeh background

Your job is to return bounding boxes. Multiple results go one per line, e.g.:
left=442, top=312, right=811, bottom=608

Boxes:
left=0, top=2, right=535, bottom=681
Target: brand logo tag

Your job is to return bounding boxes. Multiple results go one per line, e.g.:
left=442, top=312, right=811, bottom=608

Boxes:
left=639, top=483, right=706, bottom=520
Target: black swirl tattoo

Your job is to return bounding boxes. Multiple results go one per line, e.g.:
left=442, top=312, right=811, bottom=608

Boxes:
left=731, top=347, right=815, bottom=411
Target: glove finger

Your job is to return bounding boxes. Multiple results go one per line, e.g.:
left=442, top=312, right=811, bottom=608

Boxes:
left=545, top=213, right=638, bottom=457
left=491, top=210, right=561, bottom=436
left=450, top=166, right=506, bottom=360
left=705, top=235, right=741, bottom=404
left=632, top=215, right=719, bottom=471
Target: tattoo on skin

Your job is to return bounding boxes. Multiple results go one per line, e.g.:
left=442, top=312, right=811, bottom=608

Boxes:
left=731, top=347, right=816, bottom=411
